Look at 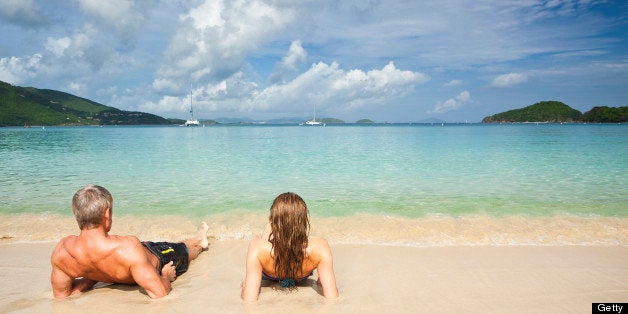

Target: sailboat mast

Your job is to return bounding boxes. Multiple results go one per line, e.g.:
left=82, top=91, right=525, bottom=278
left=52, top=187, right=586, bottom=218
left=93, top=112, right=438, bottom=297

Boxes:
left=189, top=88, right=194, bottom=119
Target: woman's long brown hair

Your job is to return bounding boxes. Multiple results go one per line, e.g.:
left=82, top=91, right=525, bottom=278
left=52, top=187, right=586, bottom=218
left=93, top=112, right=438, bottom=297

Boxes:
left=268, top=192, right=310, bottom=281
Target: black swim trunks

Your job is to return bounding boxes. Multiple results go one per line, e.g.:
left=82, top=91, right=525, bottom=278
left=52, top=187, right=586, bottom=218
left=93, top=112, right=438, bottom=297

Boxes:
left=142, top=241, right=190, bottom=276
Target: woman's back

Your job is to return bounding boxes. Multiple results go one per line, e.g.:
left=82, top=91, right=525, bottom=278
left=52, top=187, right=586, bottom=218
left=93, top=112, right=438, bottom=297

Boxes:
left=256, top=235, right=326, bottom=280
left=241, top=192, right=338, bottom=301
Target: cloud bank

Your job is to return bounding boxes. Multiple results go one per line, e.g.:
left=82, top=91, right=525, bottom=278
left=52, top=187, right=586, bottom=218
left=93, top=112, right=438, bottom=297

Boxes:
left=142, top=58, right=428, bottom=116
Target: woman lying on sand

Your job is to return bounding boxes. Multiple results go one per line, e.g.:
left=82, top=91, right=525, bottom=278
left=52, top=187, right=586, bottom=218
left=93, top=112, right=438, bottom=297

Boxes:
left=241, top=192, right=339, bottom=301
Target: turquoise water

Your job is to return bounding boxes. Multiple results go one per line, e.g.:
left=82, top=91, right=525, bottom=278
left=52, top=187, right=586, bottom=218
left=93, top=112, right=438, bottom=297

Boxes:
left=1, top=124, right=626, bottom=218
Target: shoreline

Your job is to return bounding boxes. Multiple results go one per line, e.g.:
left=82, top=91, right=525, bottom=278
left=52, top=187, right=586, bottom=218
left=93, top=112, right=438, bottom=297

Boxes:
left=1, top=241, right=626, bottom=313
left=2, top=213, right=627, bottom=246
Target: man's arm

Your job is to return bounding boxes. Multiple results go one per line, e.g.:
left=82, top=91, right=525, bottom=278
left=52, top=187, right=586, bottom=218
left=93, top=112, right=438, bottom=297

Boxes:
left=130, top=260, right=175, bottom=299
left=51, top=265, right=98, bottom=298
left=241, top=238, right=263, bottom=301
left=125, top=239, right=175, bottom=299
left=50, top=241, right=98, bottom=299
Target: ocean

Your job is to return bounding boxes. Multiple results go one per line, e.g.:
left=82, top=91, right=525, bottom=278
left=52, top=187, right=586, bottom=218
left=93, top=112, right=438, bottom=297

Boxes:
left=1, top=124, right=626, bottom=245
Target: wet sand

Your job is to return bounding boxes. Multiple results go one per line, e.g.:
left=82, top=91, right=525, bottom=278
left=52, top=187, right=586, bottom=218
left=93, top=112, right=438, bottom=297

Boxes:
left=1, top=240, right=626, bottom=313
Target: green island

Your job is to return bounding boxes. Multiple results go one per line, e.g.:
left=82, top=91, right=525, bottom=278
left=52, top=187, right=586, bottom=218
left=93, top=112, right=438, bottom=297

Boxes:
left=320, top=117, right=345, bottom=124
left=356, top=119, right=375, bottom=124
left=0, top=81, right=172, bottom=126
left=482, top=101, right=627, bottom=123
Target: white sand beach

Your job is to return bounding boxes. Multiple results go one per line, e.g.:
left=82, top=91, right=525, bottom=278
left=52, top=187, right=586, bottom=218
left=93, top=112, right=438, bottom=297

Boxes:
left=1, top=240, right=626, bottom=313
left=1, top=213, right=627, bottom=313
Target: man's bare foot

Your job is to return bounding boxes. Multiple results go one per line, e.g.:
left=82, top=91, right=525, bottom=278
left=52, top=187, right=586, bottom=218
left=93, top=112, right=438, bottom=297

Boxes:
left=200, top=222, right=209, bottom=249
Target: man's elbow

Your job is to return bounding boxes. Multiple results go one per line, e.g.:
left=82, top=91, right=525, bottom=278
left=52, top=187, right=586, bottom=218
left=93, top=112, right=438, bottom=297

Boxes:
left=147, top=287, right=170, bottom=299
left=52, top=289, right=72, bottom=299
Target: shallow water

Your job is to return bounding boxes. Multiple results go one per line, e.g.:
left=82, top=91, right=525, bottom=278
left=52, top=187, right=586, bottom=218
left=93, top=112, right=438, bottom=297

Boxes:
left=1, top=124, right=626, bottom=218
left=1, top=123, right=627, bottom=245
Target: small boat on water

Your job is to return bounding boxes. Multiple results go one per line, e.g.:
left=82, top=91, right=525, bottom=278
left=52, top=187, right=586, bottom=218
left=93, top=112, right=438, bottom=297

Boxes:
left=304, top=119, right=323, bottom=126
left=302, top=104, right=325, bottom=126
left=184, top=118, right=199, bottom=126
left=184, top=88, right=199, bottom=126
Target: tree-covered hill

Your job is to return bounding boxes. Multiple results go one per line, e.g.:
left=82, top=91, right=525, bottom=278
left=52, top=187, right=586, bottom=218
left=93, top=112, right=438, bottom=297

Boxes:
left=482, top=101, right=582, bottom=123
left=482, top=101, right=627, bottom=123
left=321, top=117, right=345, bottom=124
left=580, top=106, right=628, bottom=123
left=0, top=81, right=171, bottom=126
left=356, top=119, right=375, bottom=124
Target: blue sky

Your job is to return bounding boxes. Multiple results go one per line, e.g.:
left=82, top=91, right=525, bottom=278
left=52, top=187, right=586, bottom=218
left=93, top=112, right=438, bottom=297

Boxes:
left=0, top=0, right=626, bottom=122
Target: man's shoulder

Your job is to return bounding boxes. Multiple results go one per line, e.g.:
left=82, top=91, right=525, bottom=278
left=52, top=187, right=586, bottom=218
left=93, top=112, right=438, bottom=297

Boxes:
left=51, top=236, right=77, bottom=261
left=113, top=234, right=143, bottom=245
left=110, top=235, right=146, bottom=257
left=56, top=234, right=78, bottom=245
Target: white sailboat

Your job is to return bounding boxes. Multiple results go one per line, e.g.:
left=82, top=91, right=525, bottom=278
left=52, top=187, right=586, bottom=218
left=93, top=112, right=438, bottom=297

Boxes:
left=304, top=103, right=324, bottom=126
left=184, top=88, right=199, bottom=126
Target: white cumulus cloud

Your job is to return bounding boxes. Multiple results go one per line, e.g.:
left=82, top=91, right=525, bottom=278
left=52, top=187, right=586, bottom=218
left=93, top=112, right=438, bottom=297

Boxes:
left=68, top=82, right=83, bottom=93
left=154, top=0, right=296, bottom=92
left=491, top=72, right=528, bottom=88
left=443, top=79, right=462, bottom=87
left=0, top=54, right=43, bottom=84
left=142, top=60, right=428, bottom=116
left=270, top=40, right=307, bottom=84
left=45, top=37, right=71, bottom=57
left=430, top=90, right=471, bottom=114
left=253, top=61, right=429, bottom=113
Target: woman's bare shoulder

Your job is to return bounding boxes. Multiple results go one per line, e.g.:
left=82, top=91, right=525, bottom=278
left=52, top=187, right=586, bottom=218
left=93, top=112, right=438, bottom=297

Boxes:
left=307, top=236, right=332, bottom=256
left=247, top=236, right=270, bottom=255
left=247, top=236, right=262, bottom=248
left=308, top=236, right=330, bottom=246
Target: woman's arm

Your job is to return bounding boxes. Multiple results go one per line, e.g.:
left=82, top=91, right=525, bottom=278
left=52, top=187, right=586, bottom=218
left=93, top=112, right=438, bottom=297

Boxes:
left=315, top=238, right=339, bottom=299
left=241, top=238, right=263, bottom=301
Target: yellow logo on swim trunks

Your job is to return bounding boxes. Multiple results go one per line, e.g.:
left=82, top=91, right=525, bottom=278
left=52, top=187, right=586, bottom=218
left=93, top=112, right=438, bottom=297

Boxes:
left=161, top=247, right=174, bottom=254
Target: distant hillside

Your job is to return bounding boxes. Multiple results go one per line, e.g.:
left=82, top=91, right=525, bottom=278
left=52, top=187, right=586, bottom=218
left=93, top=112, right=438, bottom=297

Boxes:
left=0, top=81, right=171, bottom=126
left=356, top=119, right=375, bottom=124
left=482, top=101, right=627, bottom=123
left=580, top=106, right=627, bottom=123
left=321, top=117, right=345, bottom=124
left=482, top=101, right=582, bottom=123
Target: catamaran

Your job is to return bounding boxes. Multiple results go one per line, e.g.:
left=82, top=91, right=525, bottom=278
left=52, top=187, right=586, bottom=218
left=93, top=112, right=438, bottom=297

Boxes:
left=184, top=88, right=199, bottom=126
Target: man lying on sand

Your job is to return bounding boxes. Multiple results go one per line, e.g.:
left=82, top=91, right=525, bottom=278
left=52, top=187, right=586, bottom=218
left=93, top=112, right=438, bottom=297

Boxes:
left=50, top=184, right=208, bottom=299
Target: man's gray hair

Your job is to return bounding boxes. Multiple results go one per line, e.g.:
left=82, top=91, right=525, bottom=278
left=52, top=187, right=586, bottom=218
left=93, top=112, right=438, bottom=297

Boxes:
left=72, top=185, right=113, bottom=229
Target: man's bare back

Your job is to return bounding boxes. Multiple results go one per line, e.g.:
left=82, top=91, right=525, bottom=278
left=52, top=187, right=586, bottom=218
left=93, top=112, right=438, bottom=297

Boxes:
left=50, top=185, right=208, bottom=299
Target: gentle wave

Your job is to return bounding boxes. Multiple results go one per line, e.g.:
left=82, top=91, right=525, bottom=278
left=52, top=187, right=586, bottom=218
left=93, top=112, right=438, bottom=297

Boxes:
left=2, top=213, right=626, bottom=246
